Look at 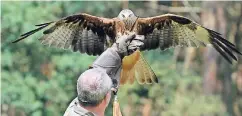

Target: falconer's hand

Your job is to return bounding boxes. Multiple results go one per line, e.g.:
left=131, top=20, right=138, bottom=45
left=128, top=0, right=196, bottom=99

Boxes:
left=112, top=33, right=144, bottom=58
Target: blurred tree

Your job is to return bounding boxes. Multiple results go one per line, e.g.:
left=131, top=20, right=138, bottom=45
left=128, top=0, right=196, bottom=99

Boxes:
left=1, top=1, right=122, bottom=116
left=1, top=1, right=242, bottom=116
left=201, top=1, right=219, bottom=95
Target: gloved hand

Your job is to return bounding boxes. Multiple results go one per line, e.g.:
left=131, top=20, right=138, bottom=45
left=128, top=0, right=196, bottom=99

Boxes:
left=112, top=33, right=144, bottom=58
left=128, top=35, right=144, bottom=54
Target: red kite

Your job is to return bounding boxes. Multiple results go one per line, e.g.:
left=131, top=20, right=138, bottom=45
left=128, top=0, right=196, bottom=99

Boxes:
left=13, top=9, right=242, bottom=85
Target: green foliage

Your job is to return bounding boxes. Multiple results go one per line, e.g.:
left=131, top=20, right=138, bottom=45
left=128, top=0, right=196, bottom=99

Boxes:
left=1, top=1, right=122, bottom=115
left=118, top=50, right=226, bottom=116
left=2, top=1, right=238, bottom=116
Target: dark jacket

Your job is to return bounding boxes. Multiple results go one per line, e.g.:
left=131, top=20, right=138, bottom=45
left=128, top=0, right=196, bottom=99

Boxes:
left=64, top=98, right=96, bottom=116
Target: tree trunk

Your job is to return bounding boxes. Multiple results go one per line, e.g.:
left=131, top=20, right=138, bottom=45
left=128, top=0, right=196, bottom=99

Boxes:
left=201, top=1, right=218, bottom=95
left=233, top=3, right=242, bottom=116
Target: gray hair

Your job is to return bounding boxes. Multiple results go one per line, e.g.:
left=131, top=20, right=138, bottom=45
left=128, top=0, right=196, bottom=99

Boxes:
left=77, top=68, right=112, bottom=107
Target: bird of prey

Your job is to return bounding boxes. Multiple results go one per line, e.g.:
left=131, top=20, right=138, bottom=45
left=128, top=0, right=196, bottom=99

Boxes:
left=13, top=9, right=242, bottom=85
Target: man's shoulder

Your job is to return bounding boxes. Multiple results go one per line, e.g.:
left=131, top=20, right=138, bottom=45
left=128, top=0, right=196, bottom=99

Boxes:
left=64, top=98, right=95, bottom=116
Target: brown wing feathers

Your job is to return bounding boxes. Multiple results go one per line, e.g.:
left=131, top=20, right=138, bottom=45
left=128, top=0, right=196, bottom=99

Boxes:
left=12, top=14, right=115, bottom=56
left=137, top=14, right=242, bottom=63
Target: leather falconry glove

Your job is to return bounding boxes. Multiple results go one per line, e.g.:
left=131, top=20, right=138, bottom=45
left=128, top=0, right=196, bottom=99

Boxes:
left=112, top=33, right=144, bottom=57
left=128, top=35, right=145, bottom=53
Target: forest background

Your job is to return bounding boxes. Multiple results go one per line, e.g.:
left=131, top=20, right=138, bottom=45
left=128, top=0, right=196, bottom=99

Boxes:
left=1, top=1, right=242, bottom=116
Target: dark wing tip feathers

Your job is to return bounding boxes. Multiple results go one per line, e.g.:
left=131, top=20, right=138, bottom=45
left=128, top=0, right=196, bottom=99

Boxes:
left=170, top=15, right=242, bottom=63
left=179, top=20, right=242, bottom=63
left=208, top=29, right=242, bottom=64
left=12, top=22, right=53, bottom=43
left=35, top=21, right=53, bottom=26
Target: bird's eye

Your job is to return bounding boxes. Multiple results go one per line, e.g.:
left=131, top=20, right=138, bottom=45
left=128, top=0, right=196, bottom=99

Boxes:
left=129, top=14, right=132, bottom=17
left=122, top=14, right=125, bottom=18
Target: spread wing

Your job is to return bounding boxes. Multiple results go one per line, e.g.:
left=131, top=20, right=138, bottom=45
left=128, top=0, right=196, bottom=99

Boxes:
left=12, top=13, right=118, bottom=55
left=136, top=14, right=242, bottom=63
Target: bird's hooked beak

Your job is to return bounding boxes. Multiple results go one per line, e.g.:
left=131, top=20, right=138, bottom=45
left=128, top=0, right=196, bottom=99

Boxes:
left=123, top=17, right=130, bottom=24
left=123, top=17, right=128, bottom=21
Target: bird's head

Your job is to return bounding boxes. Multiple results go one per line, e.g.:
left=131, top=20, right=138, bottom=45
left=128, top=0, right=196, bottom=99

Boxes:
left=117, top=9, right=136, bottom=21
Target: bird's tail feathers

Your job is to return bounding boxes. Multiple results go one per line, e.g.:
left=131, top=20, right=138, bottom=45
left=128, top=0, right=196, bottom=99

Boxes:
left=136, top=53, right=158, bottom=84
left=120, top=50, right=158, bottom=85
